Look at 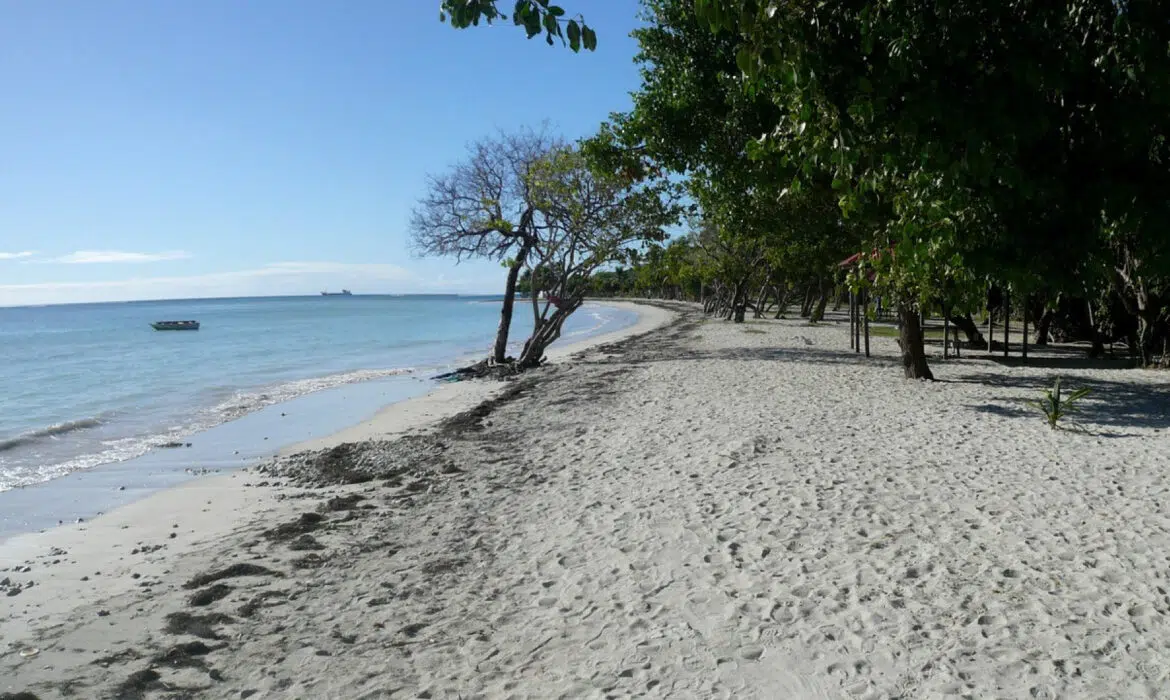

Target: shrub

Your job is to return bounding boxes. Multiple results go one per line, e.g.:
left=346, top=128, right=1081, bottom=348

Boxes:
left=1033, top=377, right=1091, bottom=429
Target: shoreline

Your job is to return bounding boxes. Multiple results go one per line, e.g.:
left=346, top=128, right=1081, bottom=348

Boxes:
left=0, top=301, right=676, bottom=686
left=0, top=298, right=639, bottom=495
left=0, top=301, right=650, bottom=540
left=280, top=300, right=674, bottom=454
left=7, top=301, right=1168, bottom=697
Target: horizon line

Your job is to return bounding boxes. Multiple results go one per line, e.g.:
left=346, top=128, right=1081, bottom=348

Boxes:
left=0, top=291, right=504, bottom=310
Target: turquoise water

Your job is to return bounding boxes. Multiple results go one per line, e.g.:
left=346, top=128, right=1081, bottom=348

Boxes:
left=0, top=295, right=635, bottom=491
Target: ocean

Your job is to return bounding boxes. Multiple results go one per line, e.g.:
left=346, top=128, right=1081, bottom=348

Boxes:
left=0, top=295, right=636, bottom=494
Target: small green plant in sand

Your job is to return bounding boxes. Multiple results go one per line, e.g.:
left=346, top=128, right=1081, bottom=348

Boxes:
left=1033, top=377, right=1091, bottom=429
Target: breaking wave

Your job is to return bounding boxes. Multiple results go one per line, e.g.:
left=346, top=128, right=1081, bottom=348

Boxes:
left=0, top=417, right=104, bottom=453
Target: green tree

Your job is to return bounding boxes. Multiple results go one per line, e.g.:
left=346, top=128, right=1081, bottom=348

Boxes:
left=588, top=0, right=860, bottom=325
left=693, top=0, right=1170, bottom=374
left=515, top=144, right=678, bottom=367
left=439, top=1, right=595, bottom=51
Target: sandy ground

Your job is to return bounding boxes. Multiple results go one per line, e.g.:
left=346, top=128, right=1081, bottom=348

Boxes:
left=5, top=303, right=1170, bottom=699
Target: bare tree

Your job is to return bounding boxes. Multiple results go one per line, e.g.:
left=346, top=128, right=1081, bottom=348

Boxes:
left=515, top=146, right=675, bottom=368
left=410, top=127, right=562, bottom=363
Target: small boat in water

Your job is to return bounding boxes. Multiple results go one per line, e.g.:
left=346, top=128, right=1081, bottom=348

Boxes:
left=151, top=320, right=200, bottom=331
left=321, top=289, right=352, bottom=296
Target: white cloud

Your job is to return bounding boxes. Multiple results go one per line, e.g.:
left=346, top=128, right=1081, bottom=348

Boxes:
left=0, top=251, right=35, bottom=260
left=0, top=260, right=498, bottom=307
left=52, top=250, right=193, bottom=264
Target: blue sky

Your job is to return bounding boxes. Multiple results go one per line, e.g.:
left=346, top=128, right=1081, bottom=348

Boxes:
left=0, top=1, right=645, bottom=306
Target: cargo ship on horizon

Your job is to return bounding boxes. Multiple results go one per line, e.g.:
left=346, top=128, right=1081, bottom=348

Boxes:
left=320, top=289, right=352, bottom=296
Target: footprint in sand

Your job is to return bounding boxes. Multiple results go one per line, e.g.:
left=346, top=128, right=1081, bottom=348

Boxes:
left=739, top=646, right=764, bottom=661
left=769, top=604, right=796, bottom=624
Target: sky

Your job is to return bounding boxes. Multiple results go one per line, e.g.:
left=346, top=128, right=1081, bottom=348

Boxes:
left=0, top=1, right=646, bottom=306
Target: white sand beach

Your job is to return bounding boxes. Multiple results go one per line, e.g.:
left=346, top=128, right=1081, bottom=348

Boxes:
left=4, top=302, right=1170, bottom=699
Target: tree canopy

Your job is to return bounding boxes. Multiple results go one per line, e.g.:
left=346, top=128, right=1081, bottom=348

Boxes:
left=688, top=0, right=1170, bottom=370
left=435, top=0, right=1170, bottom=376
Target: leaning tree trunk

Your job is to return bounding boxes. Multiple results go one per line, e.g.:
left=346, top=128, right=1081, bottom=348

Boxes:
left=774, top=286, right=791, bottom=319
left=800, top=286, right=816, bottom=317
left=753, top=285, right=769, bottom=319
left=948, top=312, right=987, bottom=349
left=898, top=303, right=935, bottom=380
left=517, top=301, right=578, bottom=369
left=492, top=239, right=532, bottom=364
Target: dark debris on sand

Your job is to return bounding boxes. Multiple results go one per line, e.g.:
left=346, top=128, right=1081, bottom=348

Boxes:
left=152, top=640, right=218, bottom=670
left=112, top=669, right=164, bottom=700
left=286, top=534, right=325, bottom=551
left=183, top=563, right=282, bottom=590
left=187, top=583, right=232, bottom=607
left=237, top=590, right=288, bottom=618
left=164, top=612, right=235, bottom=640
left=431, top=357, right=525, bottom=382
left=253, top=372, right=543, bottom=489
left=257, top=436, right=458, bottom=488
left=262, top=512, right=324, bottom=541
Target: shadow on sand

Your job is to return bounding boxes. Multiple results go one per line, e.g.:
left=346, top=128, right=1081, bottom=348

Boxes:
left=586, top=309, right=1169, bottom=433
left=952, top=370, right=1170, bottom=432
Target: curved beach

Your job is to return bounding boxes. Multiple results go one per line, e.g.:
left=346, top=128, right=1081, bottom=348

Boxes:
left=4, top=302, right=1170, bottom=698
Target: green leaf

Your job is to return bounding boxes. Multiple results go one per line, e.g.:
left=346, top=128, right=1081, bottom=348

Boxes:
left=736, top=47, right=753, bottom=76
left=582, top=25, right=597, bottom=51
left=524, top=11, right=541, bottom=38
left=567, top=19, right=581, bottom=51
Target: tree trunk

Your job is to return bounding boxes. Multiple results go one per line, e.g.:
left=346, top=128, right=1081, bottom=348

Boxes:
left=1111, top=255, right=1168, bottom=365
left=732, top=283, right=747, bottom=323
left=809, top=279, right=829, bottom=323
left=851, top=290, right=861, bottom=351
left=948, top=313, right=987, bottom=349
left=943, top=311, right=950, bottom=360
left=800, top=286, right=815, bottom=317
left=1086, top=298, right=1105, bottom=358
left=1133, top=284, right=1164, bottom=366
left=1033, top=309, right=1053, bottom=346
left=863, top=290, right=870, bottom=357
left=774, top=287, right=791, bottom=319
left=753, top=285, right=768, bottom=319
left=517, top=301, right=578, bottom=369
left=492, top=240, right=532, bottom=364
left=1003, top=290, right=1010, bottom=358
left=1136, top=310, right=1162, bottom=366
left=897, top=303, right=934, bottom=380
